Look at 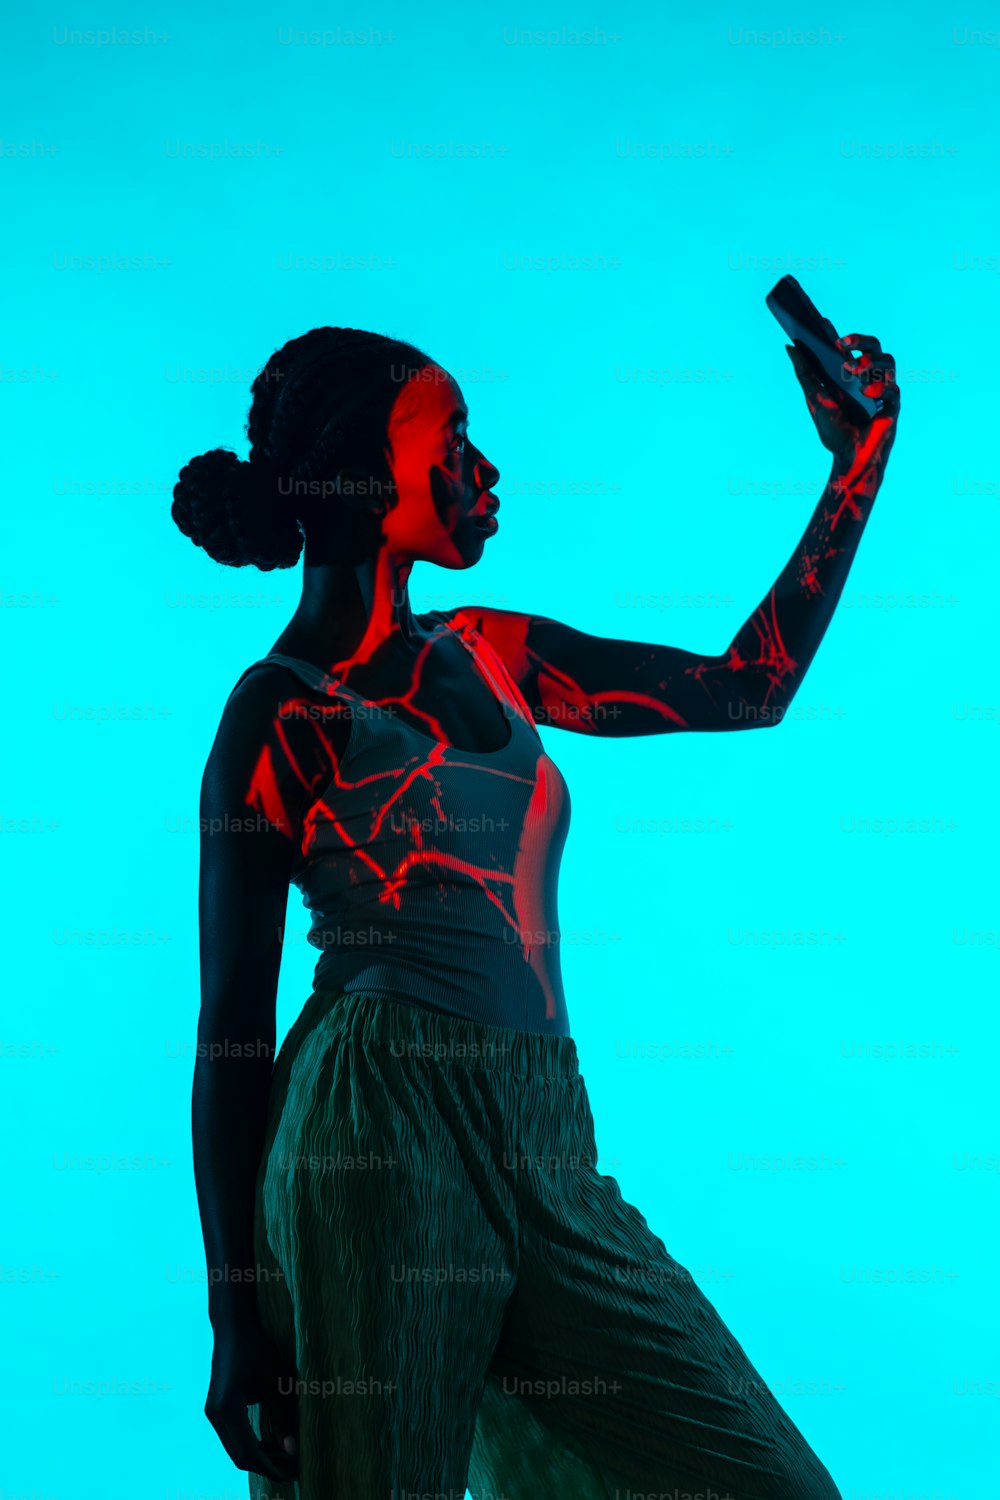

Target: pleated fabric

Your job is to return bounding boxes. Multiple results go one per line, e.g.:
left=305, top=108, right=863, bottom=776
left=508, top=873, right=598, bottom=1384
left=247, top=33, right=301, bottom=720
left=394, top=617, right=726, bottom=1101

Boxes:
left=248, top=989, right=842, bottom=1500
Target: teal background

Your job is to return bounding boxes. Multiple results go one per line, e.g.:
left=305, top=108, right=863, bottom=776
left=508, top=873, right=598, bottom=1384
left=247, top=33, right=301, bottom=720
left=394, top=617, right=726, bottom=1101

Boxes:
left=2, top=4, right=996, bottom=1497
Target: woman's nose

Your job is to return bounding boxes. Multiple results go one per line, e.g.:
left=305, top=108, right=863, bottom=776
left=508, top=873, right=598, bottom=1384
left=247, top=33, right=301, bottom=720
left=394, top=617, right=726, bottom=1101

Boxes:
left=474, top=452, right=500, bottom=489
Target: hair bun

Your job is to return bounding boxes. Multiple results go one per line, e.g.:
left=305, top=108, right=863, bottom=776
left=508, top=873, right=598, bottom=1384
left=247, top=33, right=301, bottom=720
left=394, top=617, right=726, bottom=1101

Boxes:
left=171, top=447, right=303, bottom=570
left=172, top=327, right=434, bottom=572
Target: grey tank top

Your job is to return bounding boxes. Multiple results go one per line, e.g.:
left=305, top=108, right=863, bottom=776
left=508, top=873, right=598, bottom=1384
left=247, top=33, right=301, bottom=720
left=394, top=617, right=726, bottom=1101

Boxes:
left=240, top=610, right=573, bottom=1036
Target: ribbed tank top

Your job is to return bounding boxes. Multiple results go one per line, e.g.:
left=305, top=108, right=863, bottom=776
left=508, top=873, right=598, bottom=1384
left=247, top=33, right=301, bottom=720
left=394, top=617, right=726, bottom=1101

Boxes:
left=235, top=610, right=573, bottom=1036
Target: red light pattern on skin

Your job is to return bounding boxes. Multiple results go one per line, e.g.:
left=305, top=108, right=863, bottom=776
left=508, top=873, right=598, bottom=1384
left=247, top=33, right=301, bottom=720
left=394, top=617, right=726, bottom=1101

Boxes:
left=532, top=658, right=691, bottom=733
left=246, top=695, right=351, bottom=832
left=460, top=411, right=896, bottom=735
left=222, top=343, right=899, bottom=1034
left=452, top=614, right=538, bottom=728
left=511, top=754, right=565, bottom=1019
left=243, top=625, right=561, bottom=1010
left=241, top=354, right=897, bottom=1007
left=372, top=633, right=453, bottom=743
left=687, top=599, right=797, bottom=711
left=829, top=480, right=864, bottom=529
left=246, top=744, right=291, bottom=835
left=461, top=609, right=533, bottom=694
left=747, top=591, right=797, bottom=707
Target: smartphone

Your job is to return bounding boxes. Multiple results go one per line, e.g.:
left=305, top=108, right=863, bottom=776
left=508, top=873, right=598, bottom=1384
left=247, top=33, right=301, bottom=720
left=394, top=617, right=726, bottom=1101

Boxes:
left=766, top=274, right=882, bottom=424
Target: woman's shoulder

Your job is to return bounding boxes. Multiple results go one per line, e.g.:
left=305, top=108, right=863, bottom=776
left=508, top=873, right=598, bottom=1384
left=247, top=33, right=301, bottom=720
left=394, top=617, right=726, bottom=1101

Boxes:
left=203, top=658, right=350, bottom=810
left=226, top=652, right=359, bottom=704
left=225, top=656, right=306, bottom=704
left=214, top=657, right=350, bottom=757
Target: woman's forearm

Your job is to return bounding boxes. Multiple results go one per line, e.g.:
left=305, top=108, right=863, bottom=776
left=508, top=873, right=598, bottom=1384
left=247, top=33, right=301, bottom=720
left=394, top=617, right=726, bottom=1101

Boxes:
left=191, top=1012, right=277, bottom=1332
left=714, top=436, right=893, bottom=724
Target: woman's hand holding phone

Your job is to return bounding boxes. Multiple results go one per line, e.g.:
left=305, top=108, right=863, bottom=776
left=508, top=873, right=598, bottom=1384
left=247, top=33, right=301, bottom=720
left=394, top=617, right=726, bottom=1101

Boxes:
left=785, top=333, right=901, bottom=477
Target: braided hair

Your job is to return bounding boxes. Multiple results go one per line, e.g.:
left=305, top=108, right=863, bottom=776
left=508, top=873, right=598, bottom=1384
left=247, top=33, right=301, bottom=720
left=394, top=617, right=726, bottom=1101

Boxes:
left=171, top=327, right=434, bottom=570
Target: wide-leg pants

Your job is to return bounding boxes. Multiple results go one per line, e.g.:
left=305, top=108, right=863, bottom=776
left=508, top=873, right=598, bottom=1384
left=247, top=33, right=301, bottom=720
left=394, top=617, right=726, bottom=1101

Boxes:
left=248, top=988, right=842, bottom=1500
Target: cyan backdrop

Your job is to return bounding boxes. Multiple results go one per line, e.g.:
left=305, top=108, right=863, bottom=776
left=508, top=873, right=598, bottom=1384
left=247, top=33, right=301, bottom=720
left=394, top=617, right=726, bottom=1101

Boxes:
left=3, top=4, right=995, bottom=1497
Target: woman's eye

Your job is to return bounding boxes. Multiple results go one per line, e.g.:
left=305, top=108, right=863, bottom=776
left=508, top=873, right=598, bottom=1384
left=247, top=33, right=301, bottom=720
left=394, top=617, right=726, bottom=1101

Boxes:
left=450, top=434, right=466, bottom=453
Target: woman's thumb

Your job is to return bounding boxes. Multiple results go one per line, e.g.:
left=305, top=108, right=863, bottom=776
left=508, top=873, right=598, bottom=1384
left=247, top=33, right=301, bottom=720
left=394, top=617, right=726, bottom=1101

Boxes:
left=785, top=343, right=813, bottom=387
left=274, top=1368, right=299, bottom=1451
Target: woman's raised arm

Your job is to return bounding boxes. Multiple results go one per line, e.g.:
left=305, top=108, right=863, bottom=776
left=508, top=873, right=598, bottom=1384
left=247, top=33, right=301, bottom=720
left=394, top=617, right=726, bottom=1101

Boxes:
left=448, top=331, right=901, bottom=736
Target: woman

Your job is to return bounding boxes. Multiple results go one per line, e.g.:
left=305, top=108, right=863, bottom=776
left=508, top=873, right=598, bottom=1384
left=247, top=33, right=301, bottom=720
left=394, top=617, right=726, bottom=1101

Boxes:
left=180, top=325, right=899, bottom=1499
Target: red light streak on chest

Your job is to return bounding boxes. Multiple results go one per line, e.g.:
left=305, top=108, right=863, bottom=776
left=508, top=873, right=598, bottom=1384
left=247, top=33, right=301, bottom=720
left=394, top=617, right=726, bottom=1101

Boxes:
left=243, top=662, right=563, bottom=1016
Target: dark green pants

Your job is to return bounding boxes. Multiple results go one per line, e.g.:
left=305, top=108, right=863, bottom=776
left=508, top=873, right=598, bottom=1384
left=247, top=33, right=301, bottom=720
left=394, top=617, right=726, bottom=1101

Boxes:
left=249, top=989, right=841, bottom=1500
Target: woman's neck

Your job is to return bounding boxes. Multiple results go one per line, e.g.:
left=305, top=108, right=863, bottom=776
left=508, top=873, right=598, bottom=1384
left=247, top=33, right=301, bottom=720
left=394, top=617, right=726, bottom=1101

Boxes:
left=272, top=546, right=427, bottom=672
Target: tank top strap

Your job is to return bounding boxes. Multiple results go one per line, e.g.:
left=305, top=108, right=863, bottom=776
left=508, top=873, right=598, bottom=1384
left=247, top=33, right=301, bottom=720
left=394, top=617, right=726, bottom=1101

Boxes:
left=230, top=629, right=538, bottom=736
left=433, top=609, right=540, bottom=736
left=224, top=656, right=296, bottom=704
left=225, top=651, right=369, bottom=705
left=258, top=652, right=370, bottom=705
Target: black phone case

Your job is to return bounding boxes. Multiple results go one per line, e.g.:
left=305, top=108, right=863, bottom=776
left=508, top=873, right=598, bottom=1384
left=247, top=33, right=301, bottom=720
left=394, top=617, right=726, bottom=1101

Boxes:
left=766, top=274, right=882, bottom=423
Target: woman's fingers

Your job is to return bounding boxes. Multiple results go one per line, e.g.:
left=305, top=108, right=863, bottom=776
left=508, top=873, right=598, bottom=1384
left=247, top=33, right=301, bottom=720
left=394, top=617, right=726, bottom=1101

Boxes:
left=835, top=333, right=896, bottom=397
left=213, top=1405, right=299, bottom=1481
left=837, top=332, right=883, bottom=354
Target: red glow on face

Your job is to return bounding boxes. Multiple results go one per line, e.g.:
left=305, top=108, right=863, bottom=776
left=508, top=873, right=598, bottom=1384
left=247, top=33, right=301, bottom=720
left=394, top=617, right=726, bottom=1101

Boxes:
left=379, top=367, right=501, bottom=567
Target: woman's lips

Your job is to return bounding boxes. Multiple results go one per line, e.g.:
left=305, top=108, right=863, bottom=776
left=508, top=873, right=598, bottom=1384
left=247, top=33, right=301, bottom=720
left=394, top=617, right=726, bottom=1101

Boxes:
left=471, top=495, right=500, bottom=535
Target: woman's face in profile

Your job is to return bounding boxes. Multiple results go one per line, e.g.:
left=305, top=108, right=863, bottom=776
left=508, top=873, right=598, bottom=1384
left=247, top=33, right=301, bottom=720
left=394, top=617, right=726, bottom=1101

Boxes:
left=379, top=363, right=501, bottom=568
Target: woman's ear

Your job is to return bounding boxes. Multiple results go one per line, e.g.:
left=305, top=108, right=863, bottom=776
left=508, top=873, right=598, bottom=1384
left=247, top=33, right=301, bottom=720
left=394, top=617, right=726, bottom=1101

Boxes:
left=335, top=464, right=395, bottom=518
